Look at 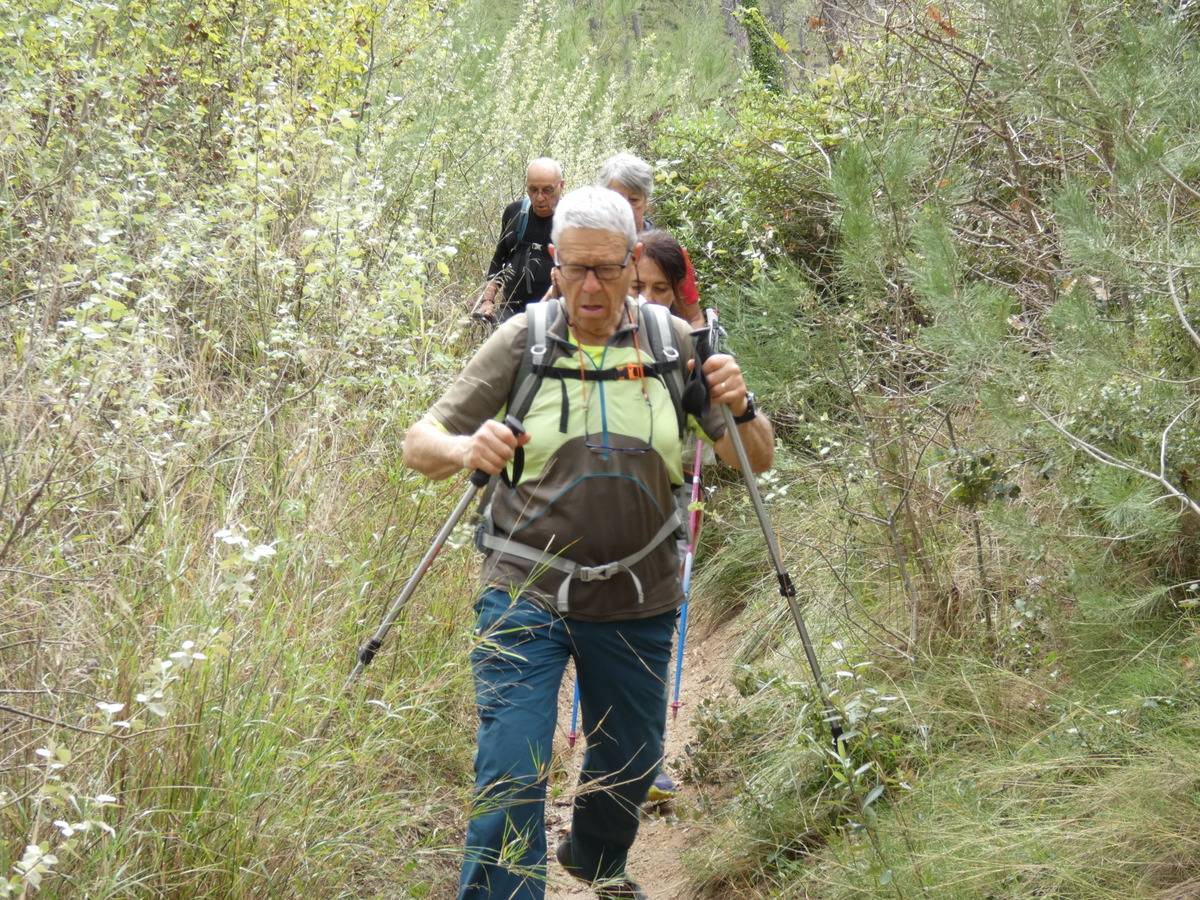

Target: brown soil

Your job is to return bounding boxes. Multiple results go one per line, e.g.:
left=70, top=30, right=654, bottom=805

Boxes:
left=544, top=618, right=741, bottom=900
left=1158, top=878, right=1200, bottom=900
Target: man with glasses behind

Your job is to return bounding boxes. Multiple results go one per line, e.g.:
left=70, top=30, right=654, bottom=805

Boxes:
left=404, top=186, right=774, bottom=899
left=477, top=157, right=565, bottom=322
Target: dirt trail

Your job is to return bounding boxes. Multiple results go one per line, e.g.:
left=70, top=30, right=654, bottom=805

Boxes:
left=544, top=618, right=740, bottom=900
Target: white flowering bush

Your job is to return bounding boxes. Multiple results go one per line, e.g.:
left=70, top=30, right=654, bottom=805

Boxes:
left=0, top=0, right=717, bottom=893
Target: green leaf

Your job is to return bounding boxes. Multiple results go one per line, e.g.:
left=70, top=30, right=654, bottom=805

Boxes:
left=863, top=784, right=885, bottom=807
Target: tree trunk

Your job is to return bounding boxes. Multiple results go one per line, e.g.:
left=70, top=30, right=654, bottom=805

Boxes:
left=766, top=0, right=787, bottom=31
left=818, top=0, right=845, bottom=61
left=584, top=0, right=600, bottom=41
left=721, top=0, right=749, bottom=52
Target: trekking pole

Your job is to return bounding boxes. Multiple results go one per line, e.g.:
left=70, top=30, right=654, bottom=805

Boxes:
left=670, top=440, right=706, bottom=720
left=338, top=416, right=525, bottom=689
left=695, top=310, right=843, bottom=747
left=567, top=682, right=580, bottom=748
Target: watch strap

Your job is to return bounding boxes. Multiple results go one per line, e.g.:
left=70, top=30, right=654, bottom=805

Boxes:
left=732, top=392, right=758, bottom=425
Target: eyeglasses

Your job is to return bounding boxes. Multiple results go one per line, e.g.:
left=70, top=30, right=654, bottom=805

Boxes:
left=555, top=252, right=632, bottom=283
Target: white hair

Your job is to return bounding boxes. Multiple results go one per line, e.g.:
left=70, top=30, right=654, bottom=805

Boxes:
left=597, top=152, right=654, bottom=199
left=527, top=156, right=564, bottom=181
left=551, top=186, right=637, bottom=249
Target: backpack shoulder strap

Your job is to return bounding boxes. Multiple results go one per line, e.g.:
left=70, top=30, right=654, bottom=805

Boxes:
left=515, top=196, right=531, bottom=244
left=502, top=299, right=561, bottom=485
left=639, top=301, right=687, bottom=438
left=509, top=299, right=559, bottom=421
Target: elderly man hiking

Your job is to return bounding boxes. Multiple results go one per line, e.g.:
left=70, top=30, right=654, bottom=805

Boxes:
left=404, top=186, right=774, bottom=899
left=477, top=157, right=565, bottom=323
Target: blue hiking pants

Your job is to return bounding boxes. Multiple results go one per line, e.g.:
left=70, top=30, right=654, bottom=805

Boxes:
left=457, top=588, right=676, bottom=899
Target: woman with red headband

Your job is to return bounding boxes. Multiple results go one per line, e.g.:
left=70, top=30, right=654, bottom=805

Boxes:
left=632, top=229, right=704, bottom=327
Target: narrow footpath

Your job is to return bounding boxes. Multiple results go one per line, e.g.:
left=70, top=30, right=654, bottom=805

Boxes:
left=544, top=619, right=740, bottom=900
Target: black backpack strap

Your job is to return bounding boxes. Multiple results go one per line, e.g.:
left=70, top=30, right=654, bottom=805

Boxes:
left=532, top=361, right=679, bottom=382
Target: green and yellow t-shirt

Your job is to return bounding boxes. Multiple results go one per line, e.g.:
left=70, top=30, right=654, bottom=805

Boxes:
left=425, top=298, right=725, bottom=621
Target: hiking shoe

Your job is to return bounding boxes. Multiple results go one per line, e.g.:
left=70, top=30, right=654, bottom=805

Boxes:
left=555, top=836, right=647, bottom=900
left=645, top=772, right=677, bottom=803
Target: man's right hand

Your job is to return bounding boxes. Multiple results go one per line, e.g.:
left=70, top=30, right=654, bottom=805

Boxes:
left=461, top=419, right=530, bottom=475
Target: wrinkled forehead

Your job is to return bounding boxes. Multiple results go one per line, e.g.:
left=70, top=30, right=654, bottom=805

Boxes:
left=554, top=227, right=630, bottom=260
left=526, top=164, right=562, bottom=187
left=607, top=180, right=645, bottom=203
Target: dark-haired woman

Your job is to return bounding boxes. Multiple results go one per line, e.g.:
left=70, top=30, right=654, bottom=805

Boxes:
left=633, top=229, right=704, bottom=327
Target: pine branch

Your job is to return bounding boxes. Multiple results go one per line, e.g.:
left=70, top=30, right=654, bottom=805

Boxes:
left=1165, top=193, right=1200, bottom=353
left=1166, top=266, right=1199, bottom=350
left=1032, top=402, right=1200, bottom=519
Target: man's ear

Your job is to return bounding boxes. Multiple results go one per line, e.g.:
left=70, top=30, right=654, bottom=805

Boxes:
left=631, top=241, right=643, bottom=263
left=548, top=243, right=556, bottom=260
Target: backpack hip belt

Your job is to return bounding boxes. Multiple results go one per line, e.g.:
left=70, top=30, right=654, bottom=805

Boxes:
left=479, top=507, right=683, bottom=612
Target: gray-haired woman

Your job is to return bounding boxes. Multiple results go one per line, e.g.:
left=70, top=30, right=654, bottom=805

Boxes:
left=598, top=151, right=655, bottom=233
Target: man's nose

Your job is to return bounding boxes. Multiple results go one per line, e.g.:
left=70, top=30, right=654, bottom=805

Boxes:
left=581, top=269, right=603, bottom=291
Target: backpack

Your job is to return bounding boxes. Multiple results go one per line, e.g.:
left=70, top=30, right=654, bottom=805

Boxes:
left=503, top=298, right=687, bottom=486
left=514, top=196, right=531, bottom=244
left=502, top=197, right=548, bottom=301
left=474, top=298, right=692, bottom=612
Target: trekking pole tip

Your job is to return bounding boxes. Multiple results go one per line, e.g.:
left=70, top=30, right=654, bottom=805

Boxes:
left=567, top=731, right=577, bottom=748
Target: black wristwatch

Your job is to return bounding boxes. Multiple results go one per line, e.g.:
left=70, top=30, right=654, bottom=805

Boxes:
left=733, top=392, right=758, bottom=425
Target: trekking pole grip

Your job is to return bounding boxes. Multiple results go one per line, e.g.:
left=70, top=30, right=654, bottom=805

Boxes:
left=691, top=307, right=723, bottom=369
left=468, top=416, right=525, bottom=487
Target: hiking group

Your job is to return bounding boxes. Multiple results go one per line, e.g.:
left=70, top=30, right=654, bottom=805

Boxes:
left=476, top=154, right=705, bottom=329
left=403, top=155, right=775, bottom=899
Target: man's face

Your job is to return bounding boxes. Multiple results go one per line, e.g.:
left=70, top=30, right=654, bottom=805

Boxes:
left=551, top=227, right=639, bottom=344
left=526, top=165, right=564, bottom=217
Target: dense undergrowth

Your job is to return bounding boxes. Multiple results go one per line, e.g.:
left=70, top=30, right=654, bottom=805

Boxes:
left=3, top=0, right=1200, bottom=896
left=647, top=0, right=1200, bottom=895
left=0, top=0, right=731, bottom=894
